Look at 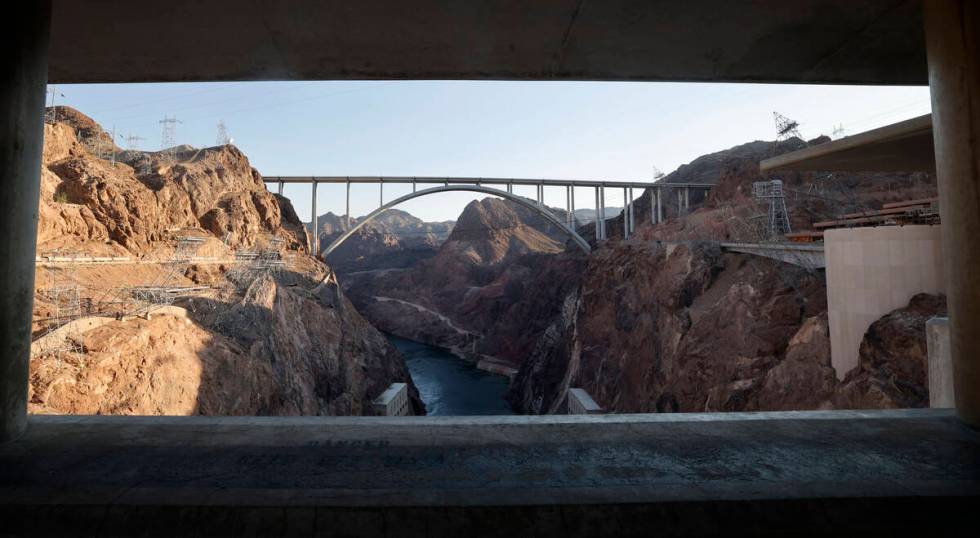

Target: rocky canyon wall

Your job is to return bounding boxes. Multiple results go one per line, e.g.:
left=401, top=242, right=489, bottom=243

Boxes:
left=30, top=107, right=422, bottom=416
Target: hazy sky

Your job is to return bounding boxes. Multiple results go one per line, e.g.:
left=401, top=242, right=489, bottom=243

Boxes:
left=54, top=81, right=931, bottom=222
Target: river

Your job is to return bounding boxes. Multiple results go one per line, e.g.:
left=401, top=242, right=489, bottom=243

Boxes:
left=388, top=335, right=514, bottom=416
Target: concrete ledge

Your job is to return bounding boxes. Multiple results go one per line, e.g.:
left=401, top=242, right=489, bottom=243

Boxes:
left=1, top=410, right=977, bottom=536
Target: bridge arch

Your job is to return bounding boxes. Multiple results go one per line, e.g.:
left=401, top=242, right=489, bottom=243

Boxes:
left=321, top=185, right=592, bottom=257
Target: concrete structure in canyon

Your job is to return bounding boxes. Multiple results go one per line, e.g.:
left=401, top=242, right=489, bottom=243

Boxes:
left=567, top=388, right=603, bottom=415
left=824, top=225, right=946, bottom=378
left=371, top=383, right=411, bottom=417
left=1, top=0, right=978, bottom=535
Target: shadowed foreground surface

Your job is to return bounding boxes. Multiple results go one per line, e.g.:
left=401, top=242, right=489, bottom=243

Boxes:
left=0, top=410, right=977, bottom=537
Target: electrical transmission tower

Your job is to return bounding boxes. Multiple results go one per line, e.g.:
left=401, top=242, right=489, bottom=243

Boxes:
left=652, top=165, right=665, bottom=181
left=773, top=112, right=802, bottom=140
left=34, top=251, right=83, bottom=362
left=85, top=125, right=116, bottom=163
left=127, top=236, right=205, bottom=317
left=125, top=133, right=152, bottom=175
left=124, top=134, right=145, bottom=150
left=752, top=180, right=792, bottom=239
left=227, top=235, right=286, bottom=289
left=772, top=111, right=802, bottom=155
left=159, top=115, right=182, bottom=164
left=832, top=123, right=847, bottom=139
left=44, top=86, right=64, bottom=124
left=216, top=120, right=231, bottom=146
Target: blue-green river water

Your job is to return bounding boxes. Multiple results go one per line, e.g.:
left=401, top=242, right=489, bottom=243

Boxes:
left=389, top=336, right=513, bottom=416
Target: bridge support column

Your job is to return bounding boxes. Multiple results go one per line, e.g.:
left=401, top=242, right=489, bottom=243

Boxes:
left=379, top=180, right=383, bottom=207
left=570, top=186, right=575, bottom=228
left=650, top=188, right=656, bottom=224
left=345, top=181, right=351, bottom=228
left=507, top=183, right=512, bottom=194
left=657, top=188, right=663, bottom=223
left=277, top=181, right=283, bottom=195
left=537, top=183, right=543, bottom=205
left=599, top=186, right=606, bottom=239
left=565, top=185, right=572, bottom=226
left=684, top=187, right=690, bottom=214
left=594, top=187, right=601, bottom=241
left=628, top=186, right=635, bottom=235
left=924, top=0, right=980, bottom=428
left=311, top=180, right=318, bottom=254
left=623, top=187, right=629, bottom=239
left=0, top=0, right=49, bottom=442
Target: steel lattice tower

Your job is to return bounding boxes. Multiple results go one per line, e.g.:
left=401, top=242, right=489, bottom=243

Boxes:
left=773, top=112, right=802, bottom=141
left=752, top=179, right=792, bottom=238
left=159, top=115, right=181, bottom=164
left=216, top=120, right=231, bottom=146
left=124, top=134, right=145, bottom=150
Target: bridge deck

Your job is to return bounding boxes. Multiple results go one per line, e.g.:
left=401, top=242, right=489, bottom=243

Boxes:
left=1, top=410, right=976, bottom=536
left=262, top=176, right=713, bottom=190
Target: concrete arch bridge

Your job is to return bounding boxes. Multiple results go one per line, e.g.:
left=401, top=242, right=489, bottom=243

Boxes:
left=263, top=176, right=714, bottom=254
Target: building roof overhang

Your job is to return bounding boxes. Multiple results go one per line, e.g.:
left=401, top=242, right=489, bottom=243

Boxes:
left=760, top=114, right=935, bottom=173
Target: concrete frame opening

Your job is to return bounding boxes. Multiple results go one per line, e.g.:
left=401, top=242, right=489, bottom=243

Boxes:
left=1, top=1, right=978, bottom=534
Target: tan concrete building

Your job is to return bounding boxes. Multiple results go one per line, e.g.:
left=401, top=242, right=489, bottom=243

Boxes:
left=825, top=225, right=945, bottom=378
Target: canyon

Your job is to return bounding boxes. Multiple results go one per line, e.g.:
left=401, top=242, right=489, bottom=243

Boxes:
left=30, top=107, right=422, bottom=416
left=338, top=137, right=943, bottom=414
left=30, top=106, right=944, bottom=418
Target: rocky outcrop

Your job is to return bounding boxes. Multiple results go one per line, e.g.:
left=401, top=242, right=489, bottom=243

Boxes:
left=754, top=315, right=837, bottom=410
left=38, top=107, right=307, bottom=255
left=343, top=197, right=573, bottom=363
left=29, top=311, right=275, bottom=415
left=833, top=293, right=946, bottom=409
left=507, top=242, right=831, bottom=413
left=509, top=244, right=943, bottom=414
left=203, top=274, right=421, bottom=415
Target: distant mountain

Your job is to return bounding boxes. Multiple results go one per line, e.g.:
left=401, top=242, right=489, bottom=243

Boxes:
left=571, top=207, right=623, bottom=222
left=307, top=208, right=453, bottom=240
left=306, top=208, right=455, bottom=273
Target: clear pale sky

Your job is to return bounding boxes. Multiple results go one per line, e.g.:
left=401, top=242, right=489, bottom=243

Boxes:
left=53, top=81, right=931, bottom=222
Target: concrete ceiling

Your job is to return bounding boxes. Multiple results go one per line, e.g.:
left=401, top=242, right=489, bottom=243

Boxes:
left=760, top=114, right=935, bottom=172
left=48, top=0, right=927, bottom=84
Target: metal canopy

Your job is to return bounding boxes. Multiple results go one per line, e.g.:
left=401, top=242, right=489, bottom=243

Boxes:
left=760, top=114, right=935, bottom=172
left=48, top=0, right=926, bottom=85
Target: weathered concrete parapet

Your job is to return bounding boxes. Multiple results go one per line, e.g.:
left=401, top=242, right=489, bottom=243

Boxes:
left=567, top=388, right=603, bottom=415
left=928, top=317, right=954, bottom=408
left=371, top=383, right=410, bottom=416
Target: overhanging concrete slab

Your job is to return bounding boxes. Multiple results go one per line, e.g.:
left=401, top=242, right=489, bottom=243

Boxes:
left=48, top=0, right=927, bottom=84
left=760, top=114, right=935, bottom=172
left=0, top=411, right=977, bottom=535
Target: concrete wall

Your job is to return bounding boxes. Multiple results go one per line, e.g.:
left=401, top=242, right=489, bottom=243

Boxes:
left=928, top=317, right=954, bottom=408
left=567, top=388, right=603, bottom=415
left=371, top=383, right=410, bottom=416
left=826, top=225, right=945, bottom=379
